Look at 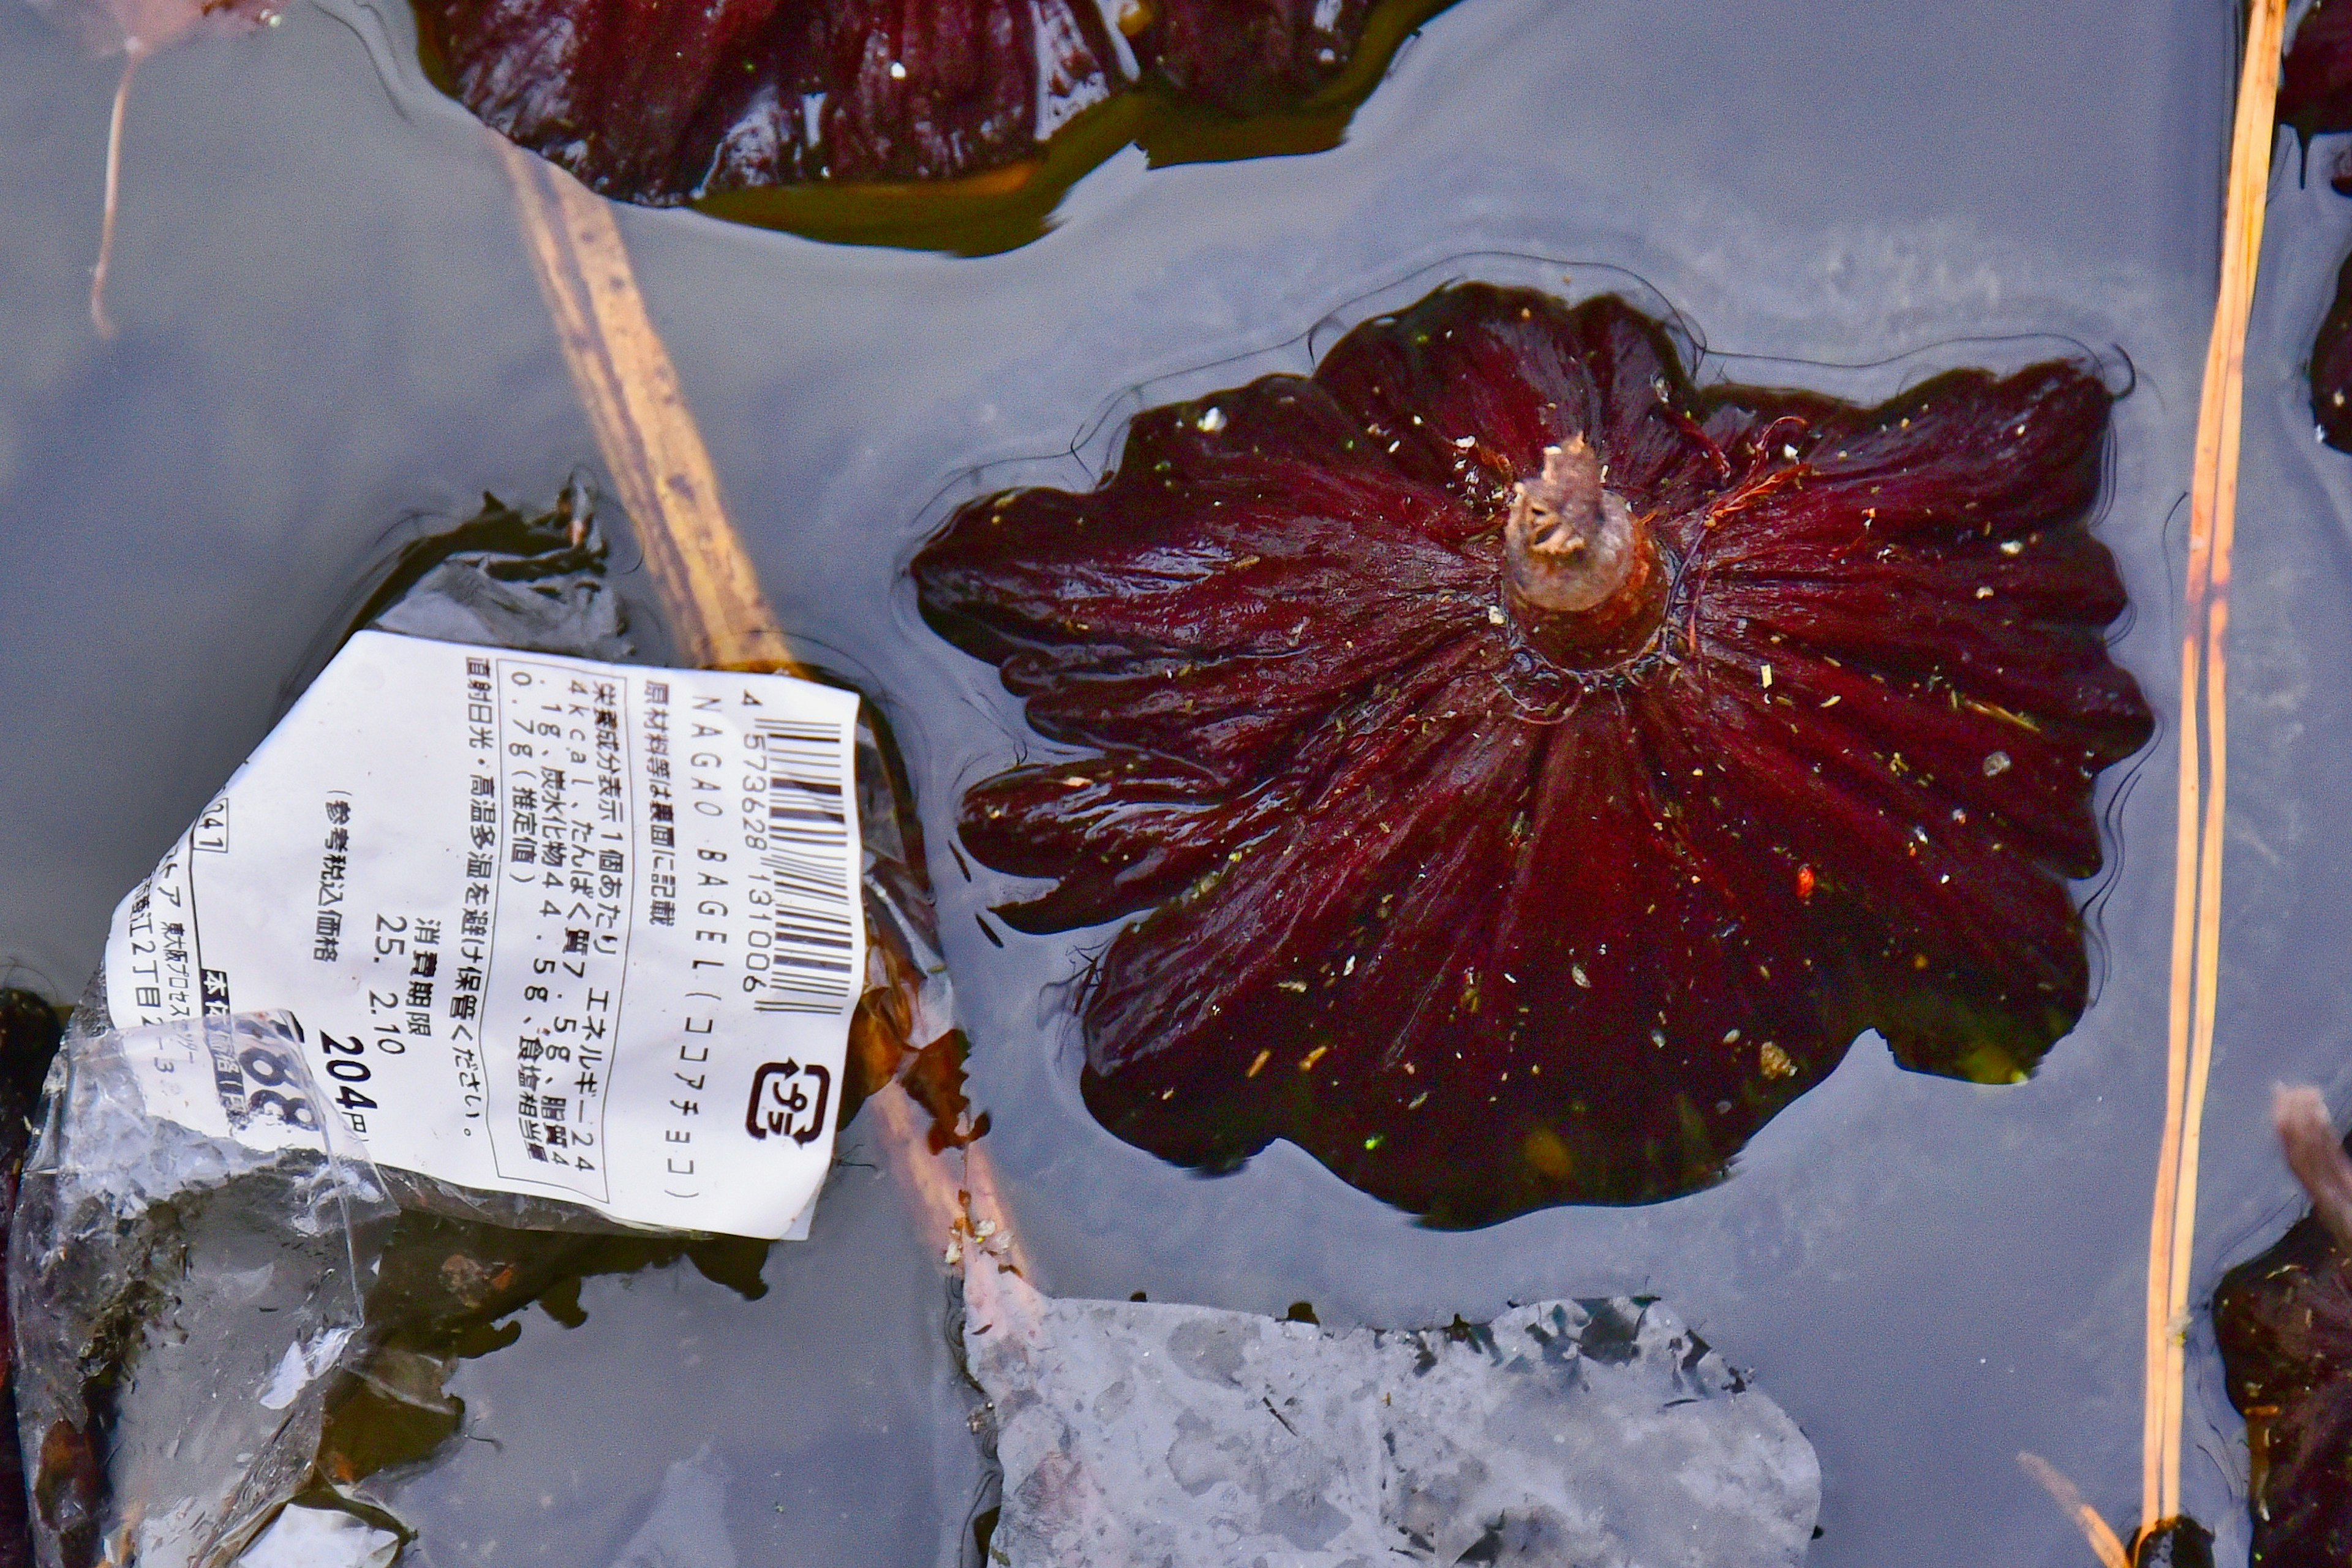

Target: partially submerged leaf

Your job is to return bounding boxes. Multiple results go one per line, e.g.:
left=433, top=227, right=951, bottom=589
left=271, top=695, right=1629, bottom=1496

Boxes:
left=418, top=0, right=1453, bottom=249
left=2213, top=1091, right=2352, bottom=1568
left=914, top=281, right=2154, bottom=1224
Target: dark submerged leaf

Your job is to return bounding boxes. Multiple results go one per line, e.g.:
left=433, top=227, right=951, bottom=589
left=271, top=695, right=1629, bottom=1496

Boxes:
left=2213, top=1095, right=2352, bottom=1568
left=2283, top=0, right=2352, bottom=146
left=2313, top=250, right=2352, bottom=453
left=2130, top=1519, right=2217, bottom=1568
left=913, top=282, right=2154, bottom=1225
left=412, top=0, right=1450, bottom=250
left=2278, top=6, right=2352, bottom=450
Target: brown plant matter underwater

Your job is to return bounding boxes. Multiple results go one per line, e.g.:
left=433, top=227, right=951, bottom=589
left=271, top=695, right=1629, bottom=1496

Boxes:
left=2214, top=1088, right=2352, bottom=1568
left=415, top=0, right=1394, bottom=203
left=2283, top=0, right=2352, bottom=149
left=914, top=282, right=2155, bottom=1225
left=30, top=0, right=276, bottom=333
left=2310, top=249, right=2352, bottom=452
left=0, top=992, right=61, bottom=1568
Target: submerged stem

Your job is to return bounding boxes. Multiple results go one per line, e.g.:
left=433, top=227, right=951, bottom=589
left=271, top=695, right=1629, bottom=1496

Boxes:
left=91, top=50, right=140, bottom=341
left=2275, top=1084, right=2352, bottom=1255
left=1502, top=436, right=1665, bottom=666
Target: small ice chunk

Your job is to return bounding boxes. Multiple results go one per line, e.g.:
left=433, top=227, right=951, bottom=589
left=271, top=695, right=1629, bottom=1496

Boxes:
left=236, top=1506, right=401, bottom=1568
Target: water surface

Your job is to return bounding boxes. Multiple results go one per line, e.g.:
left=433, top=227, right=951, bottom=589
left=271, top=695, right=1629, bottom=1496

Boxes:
left=0, top=2, right=2299, bottom=1564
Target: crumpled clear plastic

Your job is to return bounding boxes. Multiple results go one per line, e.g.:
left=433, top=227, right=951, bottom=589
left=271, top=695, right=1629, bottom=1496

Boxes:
left=10, top=1009, right=397, bottom=1568
left=7, top=494, right=955, bottom=1568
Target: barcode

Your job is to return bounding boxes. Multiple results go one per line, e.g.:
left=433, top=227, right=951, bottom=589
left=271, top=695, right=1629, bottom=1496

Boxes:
left=753, top=718, right=858, bottom=1014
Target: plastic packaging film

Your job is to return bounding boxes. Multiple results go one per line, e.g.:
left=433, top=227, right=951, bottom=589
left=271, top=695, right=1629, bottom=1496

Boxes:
left=6, top=516, right=957, bottom=1568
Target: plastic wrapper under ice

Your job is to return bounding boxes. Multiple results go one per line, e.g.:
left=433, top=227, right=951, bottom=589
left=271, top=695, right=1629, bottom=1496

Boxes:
left=7, top=505, right=954, bottom=1568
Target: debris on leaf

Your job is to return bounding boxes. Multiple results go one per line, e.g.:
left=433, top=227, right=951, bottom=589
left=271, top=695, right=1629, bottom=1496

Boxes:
left=915, top=281, right=2154, bottom=1223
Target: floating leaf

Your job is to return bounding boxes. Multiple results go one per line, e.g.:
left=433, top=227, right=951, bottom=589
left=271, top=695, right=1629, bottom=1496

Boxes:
left=416, top=0, right=1453, bottom=250
left=914, top=282, right=2153, bottom=1224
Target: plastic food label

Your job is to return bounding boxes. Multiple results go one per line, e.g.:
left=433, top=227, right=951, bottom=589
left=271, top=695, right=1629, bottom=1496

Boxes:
left=103, top=630, right=865, bottom=1240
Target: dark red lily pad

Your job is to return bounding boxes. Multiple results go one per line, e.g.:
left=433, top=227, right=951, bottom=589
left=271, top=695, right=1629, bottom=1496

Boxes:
left=414, top=0, right=1444, bottom=249
left=2214, top=1090, right=2352, bottom=1568
left=914, top=282, right=2153, bottom=1224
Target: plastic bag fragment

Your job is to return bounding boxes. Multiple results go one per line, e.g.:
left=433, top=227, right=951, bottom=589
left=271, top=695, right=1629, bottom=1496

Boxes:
left=10, top=1011, right=395, bottom=1568
left=963, top=1253, right=1820, bottom=1568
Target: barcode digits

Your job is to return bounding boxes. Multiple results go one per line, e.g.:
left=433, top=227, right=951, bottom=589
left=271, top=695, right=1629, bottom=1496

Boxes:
left=752, top=718, right=856, bottom=1014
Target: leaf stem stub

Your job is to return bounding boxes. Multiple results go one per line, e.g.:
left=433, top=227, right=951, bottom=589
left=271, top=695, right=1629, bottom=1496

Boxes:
left=1502, top=437, right=1667, bottom=668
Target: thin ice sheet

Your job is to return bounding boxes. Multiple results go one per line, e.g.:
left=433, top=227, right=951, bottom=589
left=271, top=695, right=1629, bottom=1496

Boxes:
left=964, top=1254, right=1819, bottom=1567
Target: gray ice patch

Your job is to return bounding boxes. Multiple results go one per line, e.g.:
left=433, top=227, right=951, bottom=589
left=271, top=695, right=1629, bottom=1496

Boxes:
left=964, top=1255, right=1819, bottom=1568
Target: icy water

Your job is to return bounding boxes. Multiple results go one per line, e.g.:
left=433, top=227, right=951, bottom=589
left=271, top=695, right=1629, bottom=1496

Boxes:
left=4, top=0, right=2325, bottom=1562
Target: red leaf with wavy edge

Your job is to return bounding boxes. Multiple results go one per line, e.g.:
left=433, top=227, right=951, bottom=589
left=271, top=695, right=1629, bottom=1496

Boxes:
left=415, top=0, right=1373, bottom=203
left=916, top=282, right=2153, bottom=1225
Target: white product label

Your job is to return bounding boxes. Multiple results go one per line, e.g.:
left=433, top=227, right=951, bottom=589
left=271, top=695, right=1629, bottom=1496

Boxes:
left=103, top=630, right=865, bottom=1240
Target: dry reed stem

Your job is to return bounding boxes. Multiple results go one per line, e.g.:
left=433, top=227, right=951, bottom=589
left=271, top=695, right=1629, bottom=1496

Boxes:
left=499, top=137, right=1029, bottom=1280
left=2021, top=1452, right=2133, bottom=1568
left=2144, top=0, right=2284, bottom=1534
left=499, top=139, right=794, bottom=675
